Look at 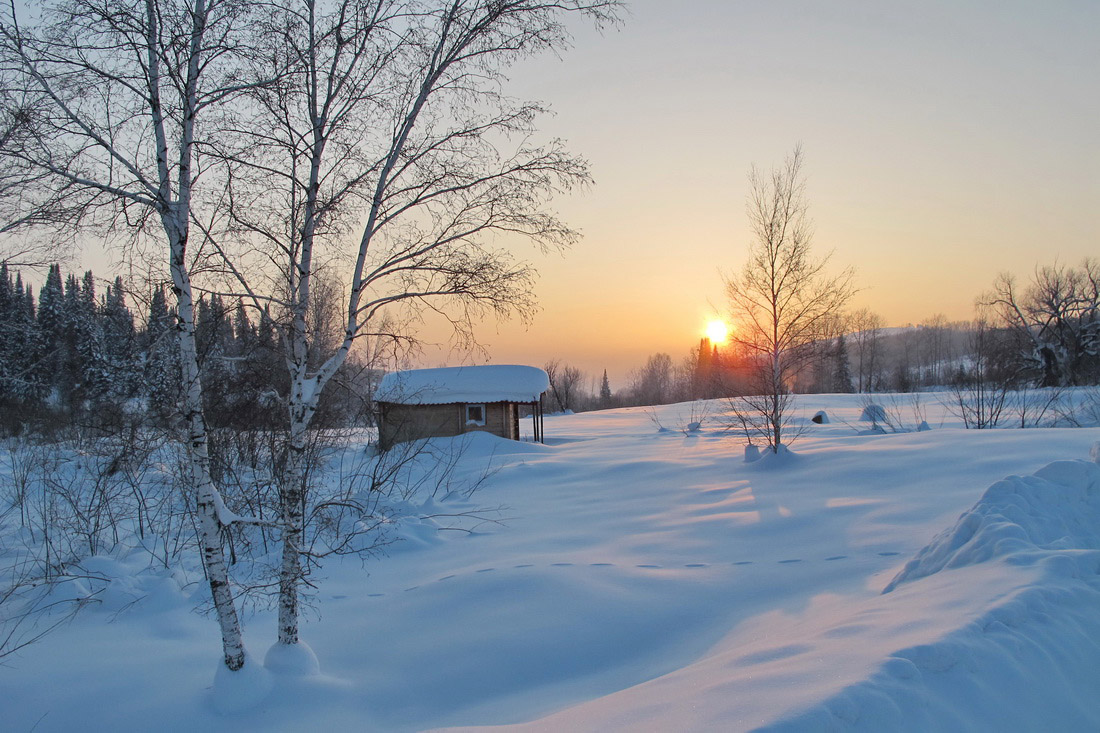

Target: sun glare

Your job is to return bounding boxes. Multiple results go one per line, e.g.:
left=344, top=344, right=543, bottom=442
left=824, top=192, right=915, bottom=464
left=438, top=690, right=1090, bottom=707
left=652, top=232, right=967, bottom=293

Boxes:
left=705, top=320, right=730, bottom=345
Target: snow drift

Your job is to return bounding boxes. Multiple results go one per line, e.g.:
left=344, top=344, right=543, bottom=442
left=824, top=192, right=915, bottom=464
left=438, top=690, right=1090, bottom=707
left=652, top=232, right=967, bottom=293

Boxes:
left=4, top=396, right=1100, bottom=732
left=885, top=459, right=1100, bottom=591
left=766, top=458, right=1100, bottom=732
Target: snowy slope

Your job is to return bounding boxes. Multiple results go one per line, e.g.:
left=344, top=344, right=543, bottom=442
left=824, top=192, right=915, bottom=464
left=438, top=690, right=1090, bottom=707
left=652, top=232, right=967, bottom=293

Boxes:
left=2, top=393, right=1099, bottom=731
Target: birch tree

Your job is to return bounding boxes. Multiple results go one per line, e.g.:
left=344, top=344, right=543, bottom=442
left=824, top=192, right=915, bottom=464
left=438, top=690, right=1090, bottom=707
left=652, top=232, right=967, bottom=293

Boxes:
left=724, top=146, right=854, bottom=452
left=0, top=0, right=263, bottom=672
left=196, top=0, right=620, bottom=658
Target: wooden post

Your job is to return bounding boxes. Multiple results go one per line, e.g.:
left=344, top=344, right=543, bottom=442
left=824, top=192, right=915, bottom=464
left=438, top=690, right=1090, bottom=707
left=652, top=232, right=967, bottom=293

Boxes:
left=538, top=397, right=545, bottom=443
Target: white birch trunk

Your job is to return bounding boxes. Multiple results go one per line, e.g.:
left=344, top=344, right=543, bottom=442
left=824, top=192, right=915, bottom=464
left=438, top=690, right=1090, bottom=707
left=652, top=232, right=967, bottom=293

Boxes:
left=260, top=0, right=605, bottom=653
left=170, top=236, right=247, bottom=671
left=276, top=367, right=317, bottom=647
left=148, top=0, right=247, bottom=672
left=5, top=0, right=253, bottom=674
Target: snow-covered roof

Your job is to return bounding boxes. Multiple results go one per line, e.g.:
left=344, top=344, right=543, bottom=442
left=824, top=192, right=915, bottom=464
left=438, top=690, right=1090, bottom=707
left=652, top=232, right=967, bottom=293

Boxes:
left=375, top=365, right=549, bottom=405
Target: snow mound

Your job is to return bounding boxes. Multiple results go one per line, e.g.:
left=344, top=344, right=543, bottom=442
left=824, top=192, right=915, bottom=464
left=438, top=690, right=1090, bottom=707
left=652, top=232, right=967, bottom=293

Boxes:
left=211, top=654, right=274, bottom=714
left=447, top=430, right=551, bottom=458
left=74, top=554, right=186, bottom=613
left=265, top=640, right=321, bottom=676
left=746, top=443, right=797, bottom=469
left=884, top=459, right=1100, bottom=592
left=860, top=404, right=886, bottom=422
left=763, top=577, right=1100, bottom=732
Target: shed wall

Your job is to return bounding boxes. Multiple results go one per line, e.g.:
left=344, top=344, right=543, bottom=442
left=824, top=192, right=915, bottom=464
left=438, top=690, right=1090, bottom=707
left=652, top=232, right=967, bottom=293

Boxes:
left=379, top=401, right=518, bottom=448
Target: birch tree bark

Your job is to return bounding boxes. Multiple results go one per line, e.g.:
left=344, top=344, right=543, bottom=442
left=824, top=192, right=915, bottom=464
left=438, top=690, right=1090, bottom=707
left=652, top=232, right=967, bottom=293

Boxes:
left=0, top=0, right=261, bottom=671
left=198, top=0, right=620, bottom=654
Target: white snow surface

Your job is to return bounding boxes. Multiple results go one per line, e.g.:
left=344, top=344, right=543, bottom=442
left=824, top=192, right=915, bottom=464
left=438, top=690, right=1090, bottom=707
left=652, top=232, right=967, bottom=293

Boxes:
left=375, top=365, right=549, bottom=405
left=3, top=393, right=1100, bottom=731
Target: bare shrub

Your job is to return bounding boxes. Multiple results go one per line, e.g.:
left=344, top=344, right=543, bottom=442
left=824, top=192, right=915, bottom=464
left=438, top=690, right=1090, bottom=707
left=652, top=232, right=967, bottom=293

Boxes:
left=679, top=401, right=711, bottom=435
left=1004, top=386, right=1067, bottom=428
left=1051, top=387, right=1100, bottom=428
left=945, top=319, right=1013, bottom=429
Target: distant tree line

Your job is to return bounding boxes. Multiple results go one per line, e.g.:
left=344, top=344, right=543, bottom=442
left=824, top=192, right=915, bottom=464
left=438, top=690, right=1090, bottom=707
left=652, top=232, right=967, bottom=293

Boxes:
left=0, top=264, right=372, bottom=437
left=0, top=263, right=146, bottom=433
left=543, top=258, right=1099, bottom=415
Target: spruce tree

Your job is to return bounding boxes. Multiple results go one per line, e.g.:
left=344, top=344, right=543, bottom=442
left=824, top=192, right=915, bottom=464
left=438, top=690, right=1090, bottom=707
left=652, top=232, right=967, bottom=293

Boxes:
left=61, top=272, right=85, bottom=407
left=102, top=275, right=137, bottom=400
left=76, top=271, right=108, bottom=407
left=195, top=294, right=236, bottom=425
left=0, top=265, right=15, bottom=401
left=35, top=264, right=66, bottom=403
left=145, top=285, right=180, bottom=424
left=832, top=333, right=854, bottom=393
left=232, top=300, right=255, bottom=356
left=16, top=276, right=39, bottom=402
left=0, top=263, right=11, bottom=321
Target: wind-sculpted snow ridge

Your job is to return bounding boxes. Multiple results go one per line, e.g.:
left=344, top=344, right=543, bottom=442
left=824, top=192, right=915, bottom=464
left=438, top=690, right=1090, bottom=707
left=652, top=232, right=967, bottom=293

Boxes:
left=762, top=459, right=1100, bottom=732
left=883, top=459, right=1100, bottom=592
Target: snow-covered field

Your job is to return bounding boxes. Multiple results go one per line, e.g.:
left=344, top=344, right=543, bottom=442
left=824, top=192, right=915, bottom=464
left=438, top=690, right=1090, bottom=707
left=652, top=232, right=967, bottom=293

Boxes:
left=3, top=393, right=1100, bottom=731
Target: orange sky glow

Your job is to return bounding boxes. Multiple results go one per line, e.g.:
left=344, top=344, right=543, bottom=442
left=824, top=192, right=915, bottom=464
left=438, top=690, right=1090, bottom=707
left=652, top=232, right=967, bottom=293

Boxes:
left=407, top=1, right=1098, bottom=388
left=72, top=1, right=1097, bottom=390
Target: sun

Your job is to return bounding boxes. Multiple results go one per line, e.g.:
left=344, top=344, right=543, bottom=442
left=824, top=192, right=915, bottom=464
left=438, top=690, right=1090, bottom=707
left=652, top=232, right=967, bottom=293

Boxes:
left=705, top=319, right=730, bottom=345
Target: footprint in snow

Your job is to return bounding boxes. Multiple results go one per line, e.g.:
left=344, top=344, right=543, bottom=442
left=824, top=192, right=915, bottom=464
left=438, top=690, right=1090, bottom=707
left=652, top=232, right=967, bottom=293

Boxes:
left=878, top=551, right=901, bottom=557
left=636, top=564, right=662, bottom=569
left=513, top=564, right=534, bottom=568
left=825, top=555, right=848, bottom=561
left=589, top=562, right=614, bottom=567
left=685, top=563, right=708, bottom=568
left=778, top=559, right=803, bottom=564
left=404, top=586, right=419, bottom=592
left=368, top=593, right=385, bottom=598
left=733, top=561, right=754, bottom=566
left=476, top=568, right=495, bottom=573
left=437, top=575, right=456, bottom=582
left=551, top=562, right=574, bottom=567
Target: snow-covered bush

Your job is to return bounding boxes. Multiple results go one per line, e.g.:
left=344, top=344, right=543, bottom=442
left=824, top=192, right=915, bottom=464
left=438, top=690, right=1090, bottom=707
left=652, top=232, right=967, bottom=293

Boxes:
left=858, top=394, right=929, bottom=433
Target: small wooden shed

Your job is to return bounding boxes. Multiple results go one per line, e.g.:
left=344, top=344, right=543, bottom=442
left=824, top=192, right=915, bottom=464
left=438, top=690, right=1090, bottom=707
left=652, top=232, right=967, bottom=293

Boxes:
left=375, top=365, right=549, bottom=449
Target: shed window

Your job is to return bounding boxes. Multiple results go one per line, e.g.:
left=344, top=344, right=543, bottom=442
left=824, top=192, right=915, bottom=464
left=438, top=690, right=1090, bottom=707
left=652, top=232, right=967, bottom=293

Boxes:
left=465, top=403, right=486, bottom=426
